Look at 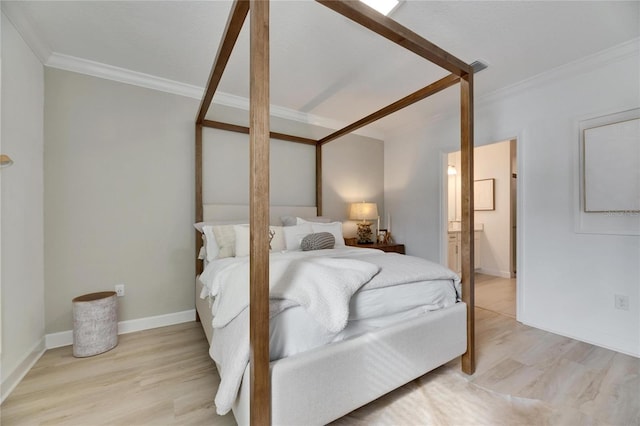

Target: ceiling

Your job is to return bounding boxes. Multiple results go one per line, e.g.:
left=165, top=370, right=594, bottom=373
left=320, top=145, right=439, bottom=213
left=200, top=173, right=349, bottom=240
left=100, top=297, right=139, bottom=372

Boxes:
left=3, top=1, right=639, bottom=136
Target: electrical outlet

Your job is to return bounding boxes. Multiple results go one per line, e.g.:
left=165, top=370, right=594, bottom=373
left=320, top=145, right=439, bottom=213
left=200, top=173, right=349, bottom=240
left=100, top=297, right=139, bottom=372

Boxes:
left=115, top=284, right=125, bottom=297
left=614, top=294, right=629, bottom=311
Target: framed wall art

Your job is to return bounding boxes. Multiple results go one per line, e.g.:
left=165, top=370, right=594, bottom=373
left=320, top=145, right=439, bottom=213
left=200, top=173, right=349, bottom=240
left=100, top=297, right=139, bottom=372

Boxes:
left=474, top=178, right=495, bottom=211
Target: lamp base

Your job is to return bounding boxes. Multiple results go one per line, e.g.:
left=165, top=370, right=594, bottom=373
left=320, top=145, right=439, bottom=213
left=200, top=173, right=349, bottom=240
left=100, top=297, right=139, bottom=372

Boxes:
left=356, top=222, right=374, bottom=244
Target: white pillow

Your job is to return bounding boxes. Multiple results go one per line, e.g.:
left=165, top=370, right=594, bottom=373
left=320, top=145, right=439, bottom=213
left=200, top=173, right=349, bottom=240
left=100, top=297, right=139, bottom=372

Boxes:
left=281, top=216, right=299, bottom=227
left=234, top=225, right=250, bottom=257
left=308, top=222, right=345, bottom=247
left=283, top=223, right=314, bottom=250
left=202, top=225, right=220, bottom=262
left=198, top=235, right=207, bottom=260
left=234, top=225, right=287, bottom=257
left=212, top=225, right=239, bottom=258
left=195, top=220, right=247, bottom=261
left=194, top=220, right=246, bottom=233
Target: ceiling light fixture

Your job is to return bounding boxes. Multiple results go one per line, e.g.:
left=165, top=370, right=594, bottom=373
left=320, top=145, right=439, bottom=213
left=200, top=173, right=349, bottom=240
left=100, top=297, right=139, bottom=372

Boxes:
left=359, top=0, right=400, bottom=16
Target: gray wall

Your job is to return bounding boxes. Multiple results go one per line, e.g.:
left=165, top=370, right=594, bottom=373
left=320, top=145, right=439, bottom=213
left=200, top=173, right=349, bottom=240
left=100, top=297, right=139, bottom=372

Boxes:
left=202, top=125, right=384, bottom=238
left=1, top=12, right=45, bottom=396
left=323, top=134, right=384, bottom=237
left=44, top=69, right=198, bottom=333
left=202, top=103, right=384, bottom=237
left=43, top=68, right=385, bottom=334
left=202, top=128, right=316, bottom=206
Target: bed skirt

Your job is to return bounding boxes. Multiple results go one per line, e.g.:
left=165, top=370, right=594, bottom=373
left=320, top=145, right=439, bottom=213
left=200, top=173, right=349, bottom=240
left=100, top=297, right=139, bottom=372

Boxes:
left=196, top=277, right=467, bottom=425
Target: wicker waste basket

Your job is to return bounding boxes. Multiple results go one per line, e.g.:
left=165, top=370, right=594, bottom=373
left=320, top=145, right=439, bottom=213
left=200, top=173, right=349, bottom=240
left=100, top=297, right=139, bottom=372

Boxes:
left=72, top=291, right=118, bottom=357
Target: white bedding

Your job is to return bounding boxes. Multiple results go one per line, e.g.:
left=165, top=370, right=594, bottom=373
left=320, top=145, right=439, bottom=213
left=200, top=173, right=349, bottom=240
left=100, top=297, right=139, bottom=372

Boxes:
left=198, top=247, right=461, bottom=415
left=271, top=279, right=457, bottom=359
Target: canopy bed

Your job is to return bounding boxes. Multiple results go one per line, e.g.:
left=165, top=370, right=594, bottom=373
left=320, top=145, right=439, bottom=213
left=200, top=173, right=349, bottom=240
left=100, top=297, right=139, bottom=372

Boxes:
left=194, top=1, right=475, bottom=424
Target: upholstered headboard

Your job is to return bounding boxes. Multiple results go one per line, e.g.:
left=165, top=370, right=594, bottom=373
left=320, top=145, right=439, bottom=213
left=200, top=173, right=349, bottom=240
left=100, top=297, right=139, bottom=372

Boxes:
left=203, top=204, right=317, bottom=225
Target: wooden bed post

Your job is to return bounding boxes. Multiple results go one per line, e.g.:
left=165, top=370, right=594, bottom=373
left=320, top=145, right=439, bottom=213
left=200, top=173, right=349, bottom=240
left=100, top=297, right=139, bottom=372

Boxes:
left=460, top=71, right=475, bottom=375
left=318, top=74, right=461, bottom=146
left=316, top=144, right=323, bottom=216
left=249, top=0, right=271, bottom=424
left=197, top=1, right=478, bottom=417
left=195, top=124, right=204, bottom=277
left=195, top=123, right=203, bottom=322
left=196, top=0, right=249, bottom=124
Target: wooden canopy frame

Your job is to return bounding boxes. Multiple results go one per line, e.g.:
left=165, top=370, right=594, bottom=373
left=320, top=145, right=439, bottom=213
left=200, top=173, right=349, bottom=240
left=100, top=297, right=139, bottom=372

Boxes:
left=195, top=1, right=474, bottom=423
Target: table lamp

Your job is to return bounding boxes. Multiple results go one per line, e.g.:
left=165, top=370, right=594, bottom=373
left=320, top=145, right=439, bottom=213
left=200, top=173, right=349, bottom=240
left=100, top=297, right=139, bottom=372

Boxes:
left=349, top=202, right=378, bottom=244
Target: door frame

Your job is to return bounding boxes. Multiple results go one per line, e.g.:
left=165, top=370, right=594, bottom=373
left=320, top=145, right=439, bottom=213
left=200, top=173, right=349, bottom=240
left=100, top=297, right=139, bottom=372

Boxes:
left=440, top=134, right=525, bottom=322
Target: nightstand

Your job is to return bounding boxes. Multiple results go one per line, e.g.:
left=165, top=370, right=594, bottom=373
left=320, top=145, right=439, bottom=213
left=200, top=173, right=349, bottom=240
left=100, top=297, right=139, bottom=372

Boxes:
left=357, top=242, right=405, bottom=254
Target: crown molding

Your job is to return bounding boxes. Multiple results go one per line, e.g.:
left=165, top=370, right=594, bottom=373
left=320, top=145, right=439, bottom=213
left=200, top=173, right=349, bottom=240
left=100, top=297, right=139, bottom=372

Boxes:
left=212, top=92, right=384, bottom=139
left=2, top=3, right=383, bottom=139
left=44, top=53, right=383, bottom=139
left=390, top=37, right=640, bottom=134
left=46, top=53, right=205, bottom=99
left=1, top=4, right=52, bottom=63
left=478, top=37, right=640, bottom=107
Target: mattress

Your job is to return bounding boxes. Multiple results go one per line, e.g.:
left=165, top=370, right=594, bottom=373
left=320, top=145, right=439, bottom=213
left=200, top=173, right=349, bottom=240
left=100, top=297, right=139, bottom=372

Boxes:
left=198, top=247, right=462, bottom=415
left=270, top=278, right=457, bottom=360
left=198, top=247, right=459, bottom=362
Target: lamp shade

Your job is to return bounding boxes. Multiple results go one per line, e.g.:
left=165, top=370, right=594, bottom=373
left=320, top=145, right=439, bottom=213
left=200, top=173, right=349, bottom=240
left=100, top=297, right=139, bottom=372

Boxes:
left=349, top=202, right=378, bottom=221
left=0, top=154, right=14, bottom=168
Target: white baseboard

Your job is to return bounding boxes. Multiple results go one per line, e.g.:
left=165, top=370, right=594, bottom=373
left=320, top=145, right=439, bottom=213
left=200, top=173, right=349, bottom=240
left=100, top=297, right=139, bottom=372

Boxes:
left=1, top=338, right=46, bottom=403
left=45, top=309, right=196, bottom=349
left=476, top=268, right=512, bottom=279
left=521, top=318, right=640, bottom=359
left=45, top=329, right=75, bottom=349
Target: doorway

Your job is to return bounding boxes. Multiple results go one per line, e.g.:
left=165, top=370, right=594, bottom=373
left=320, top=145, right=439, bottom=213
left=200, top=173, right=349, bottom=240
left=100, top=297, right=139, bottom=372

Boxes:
left=445, top=139, right=517, bottom=318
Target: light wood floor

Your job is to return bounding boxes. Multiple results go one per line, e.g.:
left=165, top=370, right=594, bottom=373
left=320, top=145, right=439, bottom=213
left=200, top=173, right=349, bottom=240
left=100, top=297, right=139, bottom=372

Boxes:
left=1, top=323, right=235, bottom=425
left=3, top=310, right=638, bottom=425
left=475, top=273, right=516, bottom=318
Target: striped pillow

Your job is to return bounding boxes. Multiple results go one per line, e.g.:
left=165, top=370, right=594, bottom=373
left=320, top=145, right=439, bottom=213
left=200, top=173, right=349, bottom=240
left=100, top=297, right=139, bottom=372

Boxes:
left=301, top=232, right=335, bottom=251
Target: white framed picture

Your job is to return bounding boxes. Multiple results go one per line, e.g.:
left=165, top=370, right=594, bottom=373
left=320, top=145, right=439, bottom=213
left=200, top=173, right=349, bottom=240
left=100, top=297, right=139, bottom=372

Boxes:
left=575, top=108, right=640, bottom=235
left=583, top=118, right=639, bottom=213
left=474, top=179, right=495, bottom=211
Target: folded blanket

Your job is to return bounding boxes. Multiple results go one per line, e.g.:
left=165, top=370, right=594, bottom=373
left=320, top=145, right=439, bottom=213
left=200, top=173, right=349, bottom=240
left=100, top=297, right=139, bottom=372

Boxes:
left=205, top=256, right=381, bottom=332
left=356, top=252, right=461, bottom=296
left=200, top=248, right=460, bottom=415
left=202, top=255, right=380, bottom=414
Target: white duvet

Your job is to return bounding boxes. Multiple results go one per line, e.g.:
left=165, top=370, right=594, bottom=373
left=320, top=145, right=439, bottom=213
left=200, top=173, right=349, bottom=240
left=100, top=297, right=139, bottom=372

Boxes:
left=198, top=248, right=461, bottom=415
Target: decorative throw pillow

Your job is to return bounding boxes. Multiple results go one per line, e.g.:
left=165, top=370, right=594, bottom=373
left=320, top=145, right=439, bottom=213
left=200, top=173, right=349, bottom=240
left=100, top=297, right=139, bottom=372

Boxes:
left=212, top=225, right=238, bottom=258
left=234, top=225, right=287, bottom=257
left=202, top=226, right=220, bottom=261
left=301, top=232, right=335, bottom=251
left=194, top=220, right=247, bottom=233
left=269, top=226, right=286, bottom=252
left=233, top=225, right=251, bottom=257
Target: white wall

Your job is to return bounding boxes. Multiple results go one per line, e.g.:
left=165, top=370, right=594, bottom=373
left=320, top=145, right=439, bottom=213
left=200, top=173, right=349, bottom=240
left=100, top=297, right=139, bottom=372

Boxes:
left=1, top=12, right=45, bottom=399
left=385, top=40, right=640, bottom=356
left=44, top=68, right=198, bottom=334
left=474, top=141, right=512, bottom=277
